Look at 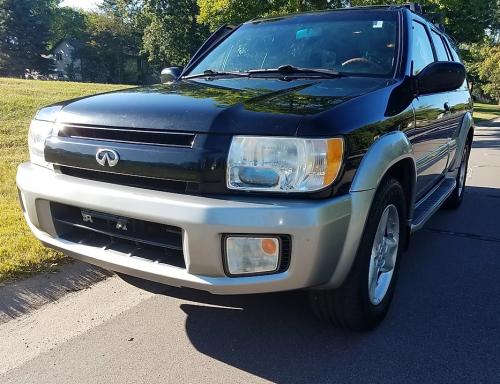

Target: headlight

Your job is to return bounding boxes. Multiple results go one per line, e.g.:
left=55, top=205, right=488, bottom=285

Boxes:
left=28, top=119, right=54, bottom=168
left=227, top=136, right=344, bottom=192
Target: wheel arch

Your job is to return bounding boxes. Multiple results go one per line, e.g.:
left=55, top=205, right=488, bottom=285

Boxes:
left=450, top=112, right=474, bottom=171
left=350, top=130, right=417, bottom=218
left=321, top=131, right=416, bottom=289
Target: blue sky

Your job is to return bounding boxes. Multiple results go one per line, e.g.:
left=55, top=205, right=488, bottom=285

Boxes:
left=60, top=0, right=103, bottom=10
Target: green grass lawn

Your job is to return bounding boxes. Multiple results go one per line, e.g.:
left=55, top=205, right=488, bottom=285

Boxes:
left=474, top=102, right=500, bottom=123
left=0, top=77, right=130, bottom=283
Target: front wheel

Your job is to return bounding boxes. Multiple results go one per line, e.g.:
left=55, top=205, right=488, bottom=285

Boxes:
left=309, top=178, right=407, bottom=331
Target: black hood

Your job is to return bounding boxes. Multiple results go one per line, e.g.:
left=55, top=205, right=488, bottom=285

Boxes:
left=54, top=77, right=393, bottom=136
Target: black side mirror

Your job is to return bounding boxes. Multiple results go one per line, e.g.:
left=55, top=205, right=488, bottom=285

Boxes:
left=415, top=61, right=466, bottom=95
left=161, top=67, right=183, bottom=83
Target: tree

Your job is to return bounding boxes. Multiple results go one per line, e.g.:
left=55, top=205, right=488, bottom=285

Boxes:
left=348, top=0, right=498, bottom=45
left=197, top=0, right=345, bottom=31
left=79, top=11, right=130, bottom=83
left=75, top=0, right=148, bottom=84
left=0, top=0, right=58, bottom=76
left=477, top=43, right=500, bottom=103
left=49, top=6, right=87, bottom=49
left=197, top=0, right=269, bottom=31
left=142, top=0, right=208, bottom=69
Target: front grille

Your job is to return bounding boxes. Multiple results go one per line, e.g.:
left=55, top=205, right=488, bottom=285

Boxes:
left=51, top=202, right=185, bottom=268
left=59, top=166, right=189, bottom=194
left=58, top=124, right=195, bottom=148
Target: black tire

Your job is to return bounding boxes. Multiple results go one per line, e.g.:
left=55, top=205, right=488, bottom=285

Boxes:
left=444, top=141, right=471, bottom=209
left=309, top=178, right=407, bottom=331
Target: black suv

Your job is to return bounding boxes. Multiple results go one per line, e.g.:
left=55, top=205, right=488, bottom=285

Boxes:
left=18, top=4, right=473, bottom=330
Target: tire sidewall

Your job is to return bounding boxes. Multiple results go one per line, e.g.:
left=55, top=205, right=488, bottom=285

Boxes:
left=355, top=179, right=407, bottom=326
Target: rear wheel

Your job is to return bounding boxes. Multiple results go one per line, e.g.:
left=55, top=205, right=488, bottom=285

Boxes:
left=309, top=178, right=407, bottom=331
left=444, top=142, right=471, bottom=209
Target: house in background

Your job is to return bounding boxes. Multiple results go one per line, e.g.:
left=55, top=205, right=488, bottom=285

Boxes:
left=48, top=39, right=83, bottom=81
left=43, top=38, right=151, bottom=84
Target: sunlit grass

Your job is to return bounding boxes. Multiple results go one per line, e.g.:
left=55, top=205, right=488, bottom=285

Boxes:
left=474, top=103, right=500, bottom=123
left=0, top=77, right=130, bottom=282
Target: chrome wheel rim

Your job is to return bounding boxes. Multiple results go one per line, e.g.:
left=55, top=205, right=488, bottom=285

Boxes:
left=457, top=146, right=468, bottom=196
left=368, top=204, right=400, bottom=305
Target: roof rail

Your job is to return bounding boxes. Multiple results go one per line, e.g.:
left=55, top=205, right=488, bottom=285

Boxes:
left=403, top=2, right=423, bottom=14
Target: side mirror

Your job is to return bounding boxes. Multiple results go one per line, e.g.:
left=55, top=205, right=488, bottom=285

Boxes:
left=161, top=67, right=183, bottom=83
left=415, top=61, right=466, bottom=95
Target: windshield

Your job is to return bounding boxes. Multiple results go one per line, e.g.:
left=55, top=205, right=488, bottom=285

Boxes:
left=188, top=11, right=399, bottom=78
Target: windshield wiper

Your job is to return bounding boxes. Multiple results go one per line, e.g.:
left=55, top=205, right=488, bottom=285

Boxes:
left=183, top=69, right=249, bottom=80
left=248, top=65, right=343, bottom=78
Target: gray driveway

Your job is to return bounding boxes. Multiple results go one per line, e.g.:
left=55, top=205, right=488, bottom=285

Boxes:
left=1, top=123, right=499, bottom=384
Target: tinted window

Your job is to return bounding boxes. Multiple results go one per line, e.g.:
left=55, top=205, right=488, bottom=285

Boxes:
left=412, top=21, right=434, bottom=75
left=443, top=36, right=461, bottom=62
left=189, top=12, right=399, bottom=77
left=431, top=30, right=449, bottom=61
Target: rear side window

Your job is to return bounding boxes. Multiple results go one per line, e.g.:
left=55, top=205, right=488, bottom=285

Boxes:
left=443, top=36, right=461, bottom=62
left=430, top=30, right=449, bottom=61
left=412, top=21, right=434, bottom=75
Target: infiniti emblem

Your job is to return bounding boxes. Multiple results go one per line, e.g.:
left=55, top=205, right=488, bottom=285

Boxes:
left=96, top=148, right=119, bottom=167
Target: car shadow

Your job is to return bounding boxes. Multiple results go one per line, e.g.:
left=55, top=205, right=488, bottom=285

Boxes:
left=123, top=185, right=499, bottom=384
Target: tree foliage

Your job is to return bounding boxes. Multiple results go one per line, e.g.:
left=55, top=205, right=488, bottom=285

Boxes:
left=74, top=0, right=148, bottom=84
left=49, top=6, right=87, bottom=49
left=0, top=0, right=58, bottom=76
left=348, top=0, right=498, bottom=45
left=197, top=0, right=346, bottom=31
left=142, top=0, right=208, bottom=68
left=0, top=0, right=497, bottom=96
left=479, top=44, right=500, bottom=102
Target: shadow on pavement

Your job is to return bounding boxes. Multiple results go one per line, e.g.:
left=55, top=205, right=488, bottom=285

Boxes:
left=474, top=119, right=500, bottom=128
left=472, top=128, right=500, bottom=150
left=140, top=185, right=500, bottom=384
left=0, top=262, right=111, bottom=323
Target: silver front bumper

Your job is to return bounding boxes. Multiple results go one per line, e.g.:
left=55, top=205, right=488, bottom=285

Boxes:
left=17, top=163, right=374, bottom=294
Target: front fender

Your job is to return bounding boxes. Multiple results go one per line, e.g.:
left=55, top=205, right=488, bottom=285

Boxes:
left=320, top=131, right=416, bottom=289
left=350, top=130, right=416, bottom=193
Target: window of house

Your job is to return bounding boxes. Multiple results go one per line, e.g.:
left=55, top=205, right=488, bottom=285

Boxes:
left=411, top=21, right=435, bottom=75
left=56, top=53, right=63, bottom=61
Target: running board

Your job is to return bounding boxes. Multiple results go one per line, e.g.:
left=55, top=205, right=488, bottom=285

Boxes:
left=411, top=178, right=456, bottom=232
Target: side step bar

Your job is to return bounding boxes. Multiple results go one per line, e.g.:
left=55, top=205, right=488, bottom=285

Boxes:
left=411, top=178, right=456, bottom=232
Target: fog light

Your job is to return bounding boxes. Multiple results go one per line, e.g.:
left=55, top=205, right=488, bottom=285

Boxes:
left=225, top=236, right=280, bottom=276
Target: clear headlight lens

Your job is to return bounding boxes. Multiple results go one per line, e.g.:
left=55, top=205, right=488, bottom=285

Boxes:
left=28, top=120, right=54, bottom=168
left=227, top=136, right=344, bottom=192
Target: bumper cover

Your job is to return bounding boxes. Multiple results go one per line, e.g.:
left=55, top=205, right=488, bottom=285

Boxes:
left=17, top=163, right=374, bottom=294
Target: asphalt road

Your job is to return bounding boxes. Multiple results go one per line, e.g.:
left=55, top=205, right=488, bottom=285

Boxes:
left=1, top=123, right=500, bottom=384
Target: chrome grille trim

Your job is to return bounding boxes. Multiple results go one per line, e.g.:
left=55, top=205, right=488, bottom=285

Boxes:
left=58, top=123, right=196, bottom=148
